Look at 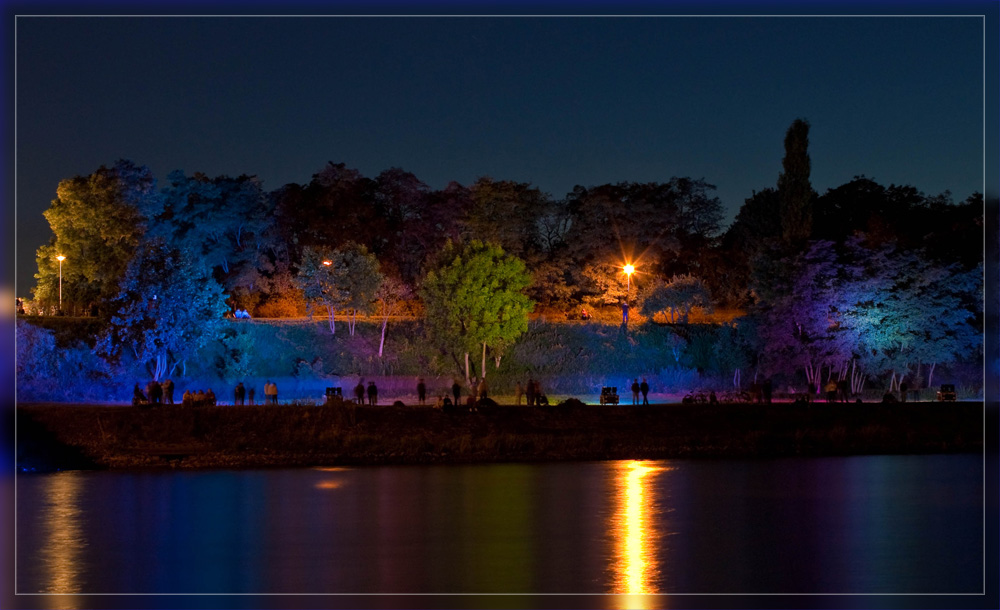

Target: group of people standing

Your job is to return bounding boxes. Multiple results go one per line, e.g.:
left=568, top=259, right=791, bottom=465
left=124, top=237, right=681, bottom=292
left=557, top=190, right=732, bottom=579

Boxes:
left=630, top=378, right=650, bottom=405
left=133, top=379, right=282, bottom=407
left=133, top=379, right=175, bottom=406
left=513, top=378, right=547, bottom=406
left=353, top=380, right=379, bottom=405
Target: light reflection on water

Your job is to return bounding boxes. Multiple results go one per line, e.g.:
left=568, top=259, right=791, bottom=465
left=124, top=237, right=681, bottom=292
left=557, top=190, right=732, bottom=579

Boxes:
left=610, top=460, right=671, bottom=607
left=15, top=455, right=982, bottom=595
left=41, top=472, right=86, bottom=593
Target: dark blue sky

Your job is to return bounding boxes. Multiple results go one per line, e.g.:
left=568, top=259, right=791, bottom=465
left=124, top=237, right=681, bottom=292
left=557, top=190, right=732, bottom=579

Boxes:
left=13, top=10, right=988, bottom=294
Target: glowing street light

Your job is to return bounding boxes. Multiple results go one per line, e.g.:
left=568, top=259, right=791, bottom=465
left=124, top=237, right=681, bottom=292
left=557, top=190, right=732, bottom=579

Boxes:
left=622, top=263, right=635, bottom=326
left=56, top=255, right=66, bottom=312
left=322, top=260, right=332, bottom=266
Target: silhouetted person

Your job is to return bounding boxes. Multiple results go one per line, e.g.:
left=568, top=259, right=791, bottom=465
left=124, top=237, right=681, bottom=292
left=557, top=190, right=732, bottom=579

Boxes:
left=640, top=379, right=649, bottom=405
left=452, top=381, right=462, bottom=405
left=899, top=381, right=909, bottom=403
left=515, top=382, right=523, bottom=406
left=526, top=378, right=535, bottom=407
left=235, top=382, right=245, bottom=406
left=837, top=379, right=849, bottom=403
left=631, top=379, right=640, bottom=405
left=133, top=383, right=147, bottom=406
left=150, top=381, right=163, bottom=405
left=206, top=388, right=217, bottom=406
left=622, top=301, right=629, bottom=325
left=163, top=379, right=175, bottom=404
left=825, top=380, right=838, bottom=403
left=355, top=380, right=365, bottom=405
left=367, top=381, right=377, bottom=406
left=477, top=377, right=488, bottom=400
left=763, top=378, right=773, bottom=404
left=417, top=378, right=426, bottom=405
left=248, top=387, right=255, bottom=405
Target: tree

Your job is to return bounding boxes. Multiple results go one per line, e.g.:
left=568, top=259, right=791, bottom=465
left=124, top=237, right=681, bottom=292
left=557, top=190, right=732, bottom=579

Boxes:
left=420, top=240, right=534, bottom=382
left=640, top=274, right=713, bottom=323
left=777, top=118, right=814, bottom=246
left=32, top=160, right=162, bottom=314
left=462, top=177, right=551, bottom=259
left=158, top=171, right=273, bottom=300
left=95, top=239, right=228, bottom=381
left=293, top=243, right=382, bottom=336
left=374, top=275, right=411, bottom=358
left=836, top=239, right=982, bottom=391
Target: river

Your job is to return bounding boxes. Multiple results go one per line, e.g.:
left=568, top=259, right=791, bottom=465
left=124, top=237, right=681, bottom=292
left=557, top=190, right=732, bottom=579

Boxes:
left=15, top=454, right=983, bottom=596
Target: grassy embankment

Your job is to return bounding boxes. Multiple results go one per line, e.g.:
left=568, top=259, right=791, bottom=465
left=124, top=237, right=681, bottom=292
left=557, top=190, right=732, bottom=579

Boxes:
left=17, top=400, right=984, bottom=471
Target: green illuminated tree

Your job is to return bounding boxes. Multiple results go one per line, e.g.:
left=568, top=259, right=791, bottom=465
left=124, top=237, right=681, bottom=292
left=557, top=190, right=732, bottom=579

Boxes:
left=32, top=160, right=162, bottom=314
left=420, top=240, right=534, bottom=382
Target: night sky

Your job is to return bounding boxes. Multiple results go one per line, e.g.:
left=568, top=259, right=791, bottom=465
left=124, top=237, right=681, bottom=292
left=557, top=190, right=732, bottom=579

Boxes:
left=12, top=7, right=988, bottom=295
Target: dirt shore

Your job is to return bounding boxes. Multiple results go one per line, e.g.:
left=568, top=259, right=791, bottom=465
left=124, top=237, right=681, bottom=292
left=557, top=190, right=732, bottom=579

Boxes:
left=16, top=401, right=985, bottom=471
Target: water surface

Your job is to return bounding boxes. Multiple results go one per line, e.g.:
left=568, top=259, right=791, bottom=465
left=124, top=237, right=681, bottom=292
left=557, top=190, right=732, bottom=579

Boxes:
left=16, top=454, right=983, bottom=595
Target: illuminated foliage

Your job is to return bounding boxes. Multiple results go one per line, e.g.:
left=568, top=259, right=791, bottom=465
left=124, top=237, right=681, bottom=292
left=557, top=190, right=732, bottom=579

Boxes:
left=293, top=243, right=382, bottom=336
left=95, top=239, right=229, bottom=381
left=639, top=274, right=712, bottom=324
left=159, top=171, right=274, bottom=296
left=32, top=161, right=161, bottom=313
left=420, top=240, right=534, bottom=382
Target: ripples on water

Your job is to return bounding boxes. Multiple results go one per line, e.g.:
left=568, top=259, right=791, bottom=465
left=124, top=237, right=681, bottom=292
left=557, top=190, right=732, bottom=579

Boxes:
left=15, top=455, right=982, bottom=595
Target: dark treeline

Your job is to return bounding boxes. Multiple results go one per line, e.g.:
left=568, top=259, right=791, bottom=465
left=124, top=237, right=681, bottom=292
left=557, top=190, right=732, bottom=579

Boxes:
left=25, top=119, right=983, bottom=398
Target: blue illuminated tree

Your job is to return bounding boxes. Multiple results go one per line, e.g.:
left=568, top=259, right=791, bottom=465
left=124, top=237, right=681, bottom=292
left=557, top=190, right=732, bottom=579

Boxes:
left=96, top=239, right=228, bottom=381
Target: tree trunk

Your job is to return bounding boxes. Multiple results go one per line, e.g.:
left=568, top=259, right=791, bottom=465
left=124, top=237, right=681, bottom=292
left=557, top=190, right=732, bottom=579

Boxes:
left=349, top=309, right=357, bottom=336
left=482, top=342, right=487, bottom=379
left=326, top=304, right=336, bottom=335
left=464, top=352, right=471, bottom=386
left=154, top=353, right=167, bottom=381
left=927, top=362, right=936, bottom=389
left=494, top=354, right=502, bottom=369
left=733, top=368, right=741, bottom=389
left=379, top=316, right=388, bottom=357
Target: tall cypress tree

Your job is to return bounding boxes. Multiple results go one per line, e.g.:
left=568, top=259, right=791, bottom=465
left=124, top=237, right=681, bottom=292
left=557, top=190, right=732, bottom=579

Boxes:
left=777, top=118, right=814, bottom=246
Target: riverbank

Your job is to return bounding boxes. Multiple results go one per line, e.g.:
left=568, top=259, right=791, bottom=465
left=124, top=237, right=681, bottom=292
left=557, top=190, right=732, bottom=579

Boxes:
left=16, top=400, right=985, bottom=471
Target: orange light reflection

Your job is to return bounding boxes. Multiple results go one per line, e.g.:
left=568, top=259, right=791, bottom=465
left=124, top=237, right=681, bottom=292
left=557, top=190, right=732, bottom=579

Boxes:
left=42, top=473, right=86, bottom=594
left=611, top=460, right=668, bottom=606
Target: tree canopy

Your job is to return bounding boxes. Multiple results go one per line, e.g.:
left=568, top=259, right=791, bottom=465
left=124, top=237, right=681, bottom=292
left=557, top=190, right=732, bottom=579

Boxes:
left=420, top=240, right=534, bottom=381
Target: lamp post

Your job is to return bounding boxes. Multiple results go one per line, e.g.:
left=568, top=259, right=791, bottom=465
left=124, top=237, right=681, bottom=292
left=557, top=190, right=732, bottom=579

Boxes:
left=56, top=255, right=66, bottom=313
left=622, top=264, right=634, bottom=326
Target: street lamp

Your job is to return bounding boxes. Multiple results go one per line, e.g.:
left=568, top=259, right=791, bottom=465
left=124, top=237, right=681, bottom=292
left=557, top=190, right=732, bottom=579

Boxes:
left=56, top=255, right=66, bottom=313
left=622, top=263, right=635, bottom=326
left=322, top=260, right=332, bottom=266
